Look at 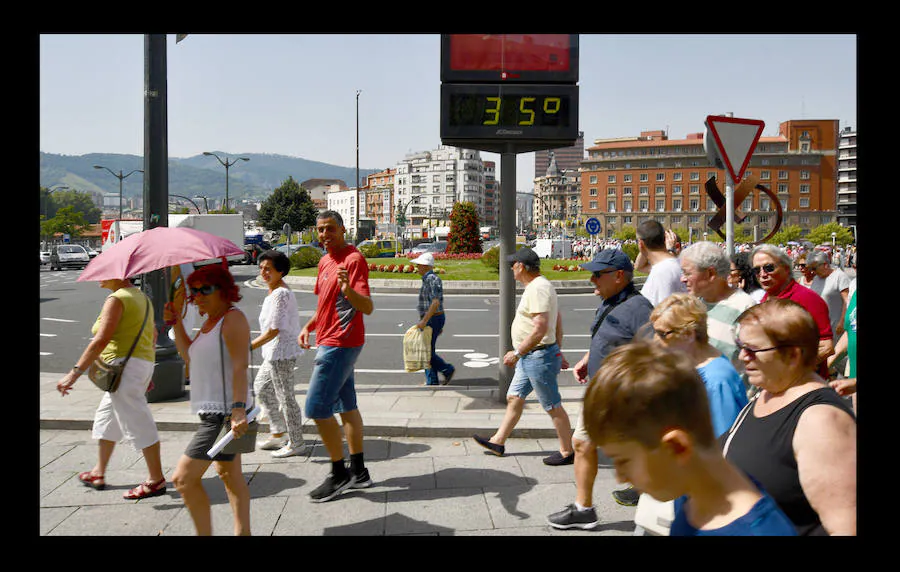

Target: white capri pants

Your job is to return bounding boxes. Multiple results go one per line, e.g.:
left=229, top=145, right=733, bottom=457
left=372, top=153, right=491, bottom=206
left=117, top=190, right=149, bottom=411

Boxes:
left=91, top=357, right=160, bottom=451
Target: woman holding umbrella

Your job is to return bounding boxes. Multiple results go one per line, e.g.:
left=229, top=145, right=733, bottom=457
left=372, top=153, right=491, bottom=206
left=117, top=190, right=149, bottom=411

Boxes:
left=165, top=262, right=255, bottom=536
left=56, top=277, right=167, bottom=500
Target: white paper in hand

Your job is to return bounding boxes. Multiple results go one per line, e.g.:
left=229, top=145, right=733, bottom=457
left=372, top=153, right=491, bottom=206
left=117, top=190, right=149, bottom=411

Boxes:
left=206, top=405, right=260, bottom=458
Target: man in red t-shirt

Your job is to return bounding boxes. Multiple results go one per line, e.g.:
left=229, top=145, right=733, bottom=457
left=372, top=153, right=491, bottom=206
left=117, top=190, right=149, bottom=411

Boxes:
left=751, top=244, right=833, bottom=377
left=298, top=211, right=374, bottom=502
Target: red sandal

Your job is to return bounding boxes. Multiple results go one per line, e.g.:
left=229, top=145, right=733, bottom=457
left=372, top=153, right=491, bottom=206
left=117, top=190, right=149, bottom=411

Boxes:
left=123, top=478, right=167, bottom=500
left=78, top=471, right=106, bottom=490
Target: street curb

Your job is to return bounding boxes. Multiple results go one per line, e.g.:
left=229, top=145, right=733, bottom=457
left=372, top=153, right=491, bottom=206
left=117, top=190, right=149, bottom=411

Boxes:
left=280, top=275, right=646, bottom=294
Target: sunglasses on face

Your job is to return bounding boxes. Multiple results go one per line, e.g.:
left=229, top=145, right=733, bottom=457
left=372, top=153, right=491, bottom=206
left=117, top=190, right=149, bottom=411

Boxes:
left=592, top=269, right=617, bottom=279
left=734, top=337, right=787, bottom=359
left=752, top=263, right=778, bottom=276
left=189, top=284, right=219, bottom=296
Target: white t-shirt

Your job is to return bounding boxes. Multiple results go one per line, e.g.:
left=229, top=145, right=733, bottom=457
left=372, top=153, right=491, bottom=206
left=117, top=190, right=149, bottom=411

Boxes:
left=641, top=256, right=687, bottom=307
left=809, top=269, right=851, bottom=333
left=510, top=275, right=558, bottom=349
left=258, top=286, right=304, bottom=362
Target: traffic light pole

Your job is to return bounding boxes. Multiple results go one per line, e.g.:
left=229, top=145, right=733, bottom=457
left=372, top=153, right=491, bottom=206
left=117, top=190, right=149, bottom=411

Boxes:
left=498, top=147, right=517, bottom=400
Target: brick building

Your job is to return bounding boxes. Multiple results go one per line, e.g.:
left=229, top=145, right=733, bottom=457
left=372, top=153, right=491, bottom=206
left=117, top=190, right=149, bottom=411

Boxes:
left=579, top=120, right=839, bottom=239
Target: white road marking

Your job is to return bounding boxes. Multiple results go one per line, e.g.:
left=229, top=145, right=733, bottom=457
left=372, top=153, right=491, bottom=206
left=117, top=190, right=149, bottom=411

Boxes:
left=40, top=333, right=57, bottom=337
left=42, top=317, right=78, bottom=323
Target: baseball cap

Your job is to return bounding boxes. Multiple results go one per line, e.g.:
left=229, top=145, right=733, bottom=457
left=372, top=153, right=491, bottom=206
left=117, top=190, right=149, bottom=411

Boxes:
left=506, top=247, right=540, bottom=267
left=580, top=249, right=633, bottom=273
left=410, top=252, right=435, bottom=266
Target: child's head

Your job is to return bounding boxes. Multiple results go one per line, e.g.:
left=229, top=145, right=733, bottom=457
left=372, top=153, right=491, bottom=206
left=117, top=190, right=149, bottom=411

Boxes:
left=582, top=340, right=715, bottom=500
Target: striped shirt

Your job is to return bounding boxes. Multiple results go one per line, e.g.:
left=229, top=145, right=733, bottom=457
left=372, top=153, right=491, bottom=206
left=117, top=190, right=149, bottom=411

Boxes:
left=417, top=270, right=444, bottom=318
left=705, top=288, right=757, bottom=365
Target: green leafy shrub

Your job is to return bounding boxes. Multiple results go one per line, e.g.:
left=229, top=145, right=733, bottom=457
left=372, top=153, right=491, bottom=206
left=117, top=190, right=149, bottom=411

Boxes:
left=620, top=243, right=639, bottom=264
left=358, top=243, right=381, bottom=259
left=480, top=243, right=525, bottom=271
left=290, top=247, right=322, bottom=270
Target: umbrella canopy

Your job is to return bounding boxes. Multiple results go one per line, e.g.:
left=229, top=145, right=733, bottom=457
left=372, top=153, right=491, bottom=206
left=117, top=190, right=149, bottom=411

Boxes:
left=78, top=226, right=244, bottom=282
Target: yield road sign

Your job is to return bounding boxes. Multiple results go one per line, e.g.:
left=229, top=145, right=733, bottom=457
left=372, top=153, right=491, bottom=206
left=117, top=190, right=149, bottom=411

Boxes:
left=704, top=115, right=765, bottom=184
left=585, top=217, right=601, bottom=235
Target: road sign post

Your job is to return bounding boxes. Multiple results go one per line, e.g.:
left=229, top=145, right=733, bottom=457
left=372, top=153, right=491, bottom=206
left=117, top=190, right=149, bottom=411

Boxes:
left=703, top=115, right=764, bottom=256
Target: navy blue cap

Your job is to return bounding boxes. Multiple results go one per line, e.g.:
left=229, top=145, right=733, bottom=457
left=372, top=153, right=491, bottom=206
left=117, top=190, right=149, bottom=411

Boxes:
left=580, top=248, right=633, bottom=273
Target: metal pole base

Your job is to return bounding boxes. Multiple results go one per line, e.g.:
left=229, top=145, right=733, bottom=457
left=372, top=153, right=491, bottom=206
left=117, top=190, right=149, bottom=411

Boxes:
left=145, top=344, right=186, bottom=403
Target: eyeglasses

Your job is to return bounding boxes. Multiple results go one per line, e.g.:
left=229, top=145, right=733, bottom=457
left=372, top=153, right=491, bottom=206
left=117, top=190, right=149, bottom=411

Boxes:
left=592, top=269, right=617, bottom=279
left=751, top=263, right=778, bottom=276
left=189, top=284, right=219, bottom=296
left=734, top=337, right=788, bottom=359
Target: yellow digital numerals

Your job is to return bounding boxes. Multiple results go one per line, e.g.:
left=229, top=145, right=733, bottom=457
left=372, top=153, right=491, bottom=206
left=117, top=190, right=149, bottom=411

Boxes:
left=481, top=95, right=562, bottom=126
left=483, top=97, right=501, bottom=125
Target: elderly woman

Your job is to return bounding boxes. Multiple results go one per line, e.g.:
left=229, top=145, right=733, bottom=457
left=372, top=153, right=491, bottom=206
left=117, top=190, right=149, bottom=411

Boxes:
left=165, top=263, right=254, bottom=536
left=57, top=278, right=166, bottom=500
left=750, top=243, right=833, bottom=377
left=724, top=299, right=857, bottom=535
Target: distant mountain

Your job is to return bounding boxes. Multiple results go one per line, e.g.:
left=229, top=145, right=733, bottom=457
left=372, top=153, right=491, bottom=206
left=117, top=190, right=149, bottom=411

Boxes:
left=39, top=151, right=381, bottom=202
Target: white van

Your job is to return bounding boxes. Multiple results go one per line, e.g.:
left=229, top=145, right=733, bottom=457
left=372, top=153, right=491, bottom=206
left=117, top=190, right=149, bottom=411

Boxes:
left=532, top=239, right=572, bottom=259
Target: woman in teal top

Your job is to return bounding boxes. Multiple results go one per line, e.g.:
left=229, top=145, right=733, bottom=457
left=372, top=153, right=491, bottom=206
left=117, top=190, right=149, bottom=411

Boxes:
left=56, top=278, right=167, bottom=500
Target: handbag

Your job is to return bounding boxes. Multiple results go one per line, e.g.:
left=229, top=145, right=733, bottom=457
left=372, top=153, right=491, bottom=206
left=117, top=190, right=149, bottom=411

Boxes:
left=403, top=325, right=432, bottom=372
left=215, top=313, right=258, bottom=455
left=88, top=297, right=150, bottom=393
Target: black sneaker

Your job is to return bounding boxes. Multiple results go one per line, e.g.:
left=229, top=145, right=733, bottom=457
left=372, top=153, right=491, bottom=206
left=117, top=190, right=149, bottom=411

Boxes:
left=309, top=472, right=356, bottom=503
left=547, top=504, right=600, bottom=530
left=542, top=451, right=575, bottom=466
left=473, top=434, right=505, bottom=456
left=441, top=365, right=456, bottom=385
left=612, top=486, right=640, bottom=506
left=350, top=468, right=373, bottom=489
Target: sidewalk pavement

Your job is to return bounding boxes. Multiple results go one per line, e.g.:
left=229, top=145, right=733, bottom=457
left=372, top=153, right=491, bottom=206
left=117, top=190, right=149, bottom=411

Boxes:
left=39, top=372, right=637, bottom=536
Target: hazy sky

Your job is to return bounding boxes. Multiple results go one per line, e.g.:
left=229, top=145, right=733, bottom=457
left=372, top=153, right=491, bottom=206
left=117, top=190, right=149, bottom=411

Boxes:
left=40, top=34, right=856, bottom=191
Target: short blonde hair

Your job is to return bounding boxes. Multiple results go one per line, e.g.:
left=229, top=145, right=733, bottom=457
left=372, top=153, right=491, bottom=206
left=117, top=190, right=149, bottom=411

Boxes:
left=736, top=299, right=819, bottom=369
left=649, top=293, right=709, bottom=344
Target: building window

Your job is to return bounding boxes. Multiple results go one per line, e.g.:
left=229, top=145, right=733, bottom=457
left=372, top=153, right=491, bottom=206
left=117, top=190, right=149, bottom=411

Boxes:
left=761, top=198, right=770, bottom=211
left=589, top=175, right=597, bottom=184
left=639, top=173, right=648, bottom=182
left=689, top=199, right=699, bottom=211
left=589, top=187, right=598, bottom=196
left=690, top=184, right=700, bottom=194
left=778, top=170, right=789, bottom=180
left=800, top=184, right=810, bottom=194
left=778, top=184, right=788, bottom=193
left=608, top=175, right=616, bottom=183
left=760, top=170, right=770, bottom=180
left=639, top=186, right=649, bottom=195
left=639, top=199, right=649, bottom=211
left=607, top=201, right=616, bottom=212
left=742, top=198, right=752, bottom=211
left=624, top=174, right=633, bottom=183
left=673, top=185, right=682, bottom=194
left=673, top=172, right=682, bottom=181
left=780, top=199, right=788, bottom=210
left=706, top=199, right=716, bottom=211
left=607, top=187, right=617, bottom=196
left=654, top=173, right=664, bottom=182
left=623, top=186, right=633, bottom=196
left=799, top=197, right=810, bottom=208
left=690, top=172, right=700, bottom=181
left=707, top=172, right=717, bottom=180
left=761, top=159, right=770, bottom=166
left=590, top=200, right=598, bottom=209
left=624, top=200, right=632, bottom=212
left=800, top=170, right=810, bottom=180
left=673, top=199, right=682, bottom=212
left=656, top=199, right=665, bottom=211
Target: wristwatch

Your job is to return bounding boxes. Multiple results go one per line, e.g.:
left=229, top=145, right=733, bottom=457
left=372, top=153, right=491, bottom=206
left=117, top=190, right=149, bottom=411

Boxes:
left=513, top=350, right=522, bottom=359
left=231, top=401, right=246, bottom=409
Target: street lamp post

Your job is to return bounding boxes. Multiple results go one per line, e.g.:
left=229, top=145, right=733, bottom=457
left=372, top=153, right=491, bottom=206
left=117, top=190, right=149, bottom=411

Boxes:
left=355, top=89, right=362, bottom=242
left=93, top=166, right=144, bottom=220
left=194, top=195, right=210, bottom=214
left=203, top=152, right=249, bottom=213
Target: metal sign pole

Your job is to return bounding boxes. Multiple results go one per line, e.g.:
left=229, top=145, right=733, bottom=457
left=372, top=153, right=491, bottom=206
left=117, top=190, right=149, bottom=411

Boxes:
left=725, top=170, right=735, bottom=257
left=498, top=148, right=517, bottom=400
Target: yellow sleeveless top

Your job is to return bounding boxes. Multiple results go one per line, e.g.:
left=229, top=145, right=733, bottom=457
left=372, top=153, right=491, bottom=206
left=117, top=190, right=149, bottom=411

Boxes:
left=91, top=287, right=156, bottom=363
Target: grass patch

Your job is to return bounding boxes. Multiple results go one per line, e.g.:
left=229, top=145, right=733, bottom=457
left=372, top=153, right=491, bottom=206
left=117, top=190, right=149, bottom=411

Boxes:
left=288, top=257, right=598, bottom=281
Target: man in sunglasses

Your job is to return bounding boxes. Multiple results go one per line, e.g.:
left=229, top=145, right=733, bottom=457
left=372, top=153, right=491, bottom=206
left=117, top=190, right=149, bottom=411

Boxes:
left=547, top=248, right=653, bottom=530
left=750, top=243, right=833, bottom=378
left=805, top=250, right=851, bottom=339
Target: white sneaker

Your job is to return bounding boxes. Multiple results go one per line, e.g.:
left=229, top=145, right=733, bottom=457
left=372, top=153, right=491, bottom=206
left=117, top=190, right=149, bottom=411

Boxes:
left=271, top=443, right=308, bottom=458
left=259, top=436, right=287, bottom=451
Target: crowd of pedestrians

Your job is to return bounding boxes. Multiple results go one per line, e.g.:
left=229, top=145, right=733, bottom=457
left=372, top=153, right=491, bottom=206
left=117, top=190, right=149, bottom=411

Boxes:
left=55, top=216, right=857, bottom=536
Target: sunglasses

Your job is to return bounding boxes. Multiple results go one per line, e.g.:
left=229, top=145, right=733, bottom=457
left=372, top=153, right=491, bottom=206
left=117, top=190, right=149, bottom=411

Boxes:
left=751, top=263, right=778, bottom=276
left=592, top=269, right=617, bottom=279
left=189, top=284, right=219, bottom=296
left=734, top=337, right=788, bottom=359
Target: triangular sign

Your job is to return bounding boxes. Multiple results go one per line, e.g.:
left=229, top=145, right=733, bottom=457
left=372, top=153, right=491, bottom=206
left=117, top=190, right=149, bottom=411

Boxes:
left=705, top=115, right=765, bottom=184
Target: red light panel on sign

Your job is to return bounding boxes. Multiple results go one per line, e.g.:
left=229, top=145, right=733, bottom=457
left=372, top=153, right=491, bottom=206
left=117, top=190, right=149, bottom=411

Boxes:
left=441, top=34, right=578, bottom=83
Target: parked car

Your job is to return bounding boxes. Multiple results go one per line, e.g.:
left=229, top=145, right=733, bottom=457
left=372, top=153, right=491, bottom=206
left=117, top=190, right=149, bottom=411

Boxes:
left=49, top=244, right=91, bottom=271
left=40, top=251, right=51, bottom=266
left=422, top=240, right=448, bottom=254
left=242, top=241, right=273, bottom=265
left=85, top=246, right=100, bottom=258
left=275, top=243, right=325, bottom=257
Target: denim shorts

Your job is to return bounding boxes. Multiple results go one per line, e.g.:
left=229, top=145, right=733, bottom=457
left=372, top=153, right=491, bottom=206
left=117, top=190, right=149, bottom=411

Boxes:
left=184, top=413, right=236, bottom=463
left=507, top=343, right=563, bottom=410
left=304, top=345, right=363, bottom=419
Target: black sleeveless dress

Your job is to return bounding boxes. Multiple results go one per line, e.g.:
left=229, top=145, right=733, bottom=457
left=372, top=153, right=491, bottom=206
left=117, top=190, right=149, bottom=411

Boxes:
left=723, top=387, right=855, bottom=536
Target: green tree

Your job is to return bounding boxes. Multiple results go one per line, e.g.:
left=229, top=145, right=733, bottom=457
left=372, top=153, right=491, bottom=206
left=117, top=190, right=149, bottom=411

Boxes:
left=767, top=224, right=804, bottom=246
left=805, top=222, right=854, bottom=248
left=257, top=177, right=319, bottom=235
left=41, top=206, right=91, bottom=241
left=613, top=225, right=637, bottom=241
left=446, top=201, right=482, bottom=254
left=41, top=187, right=102, bottom=223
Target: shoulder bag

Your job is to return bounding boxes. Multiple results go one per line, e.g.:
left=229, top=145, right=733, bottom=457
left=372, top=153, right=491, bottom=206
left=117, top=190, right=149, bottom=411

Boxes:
left=88, top=297, right=150, bottom=393
left=216, top=310, right=259, bottom=455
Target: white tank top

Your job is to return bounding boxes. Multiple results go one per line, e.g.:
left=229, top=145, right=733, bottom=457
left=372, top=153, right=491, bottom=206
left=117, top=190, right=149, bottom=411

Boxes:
left=188, top=308, right=254, bottom=415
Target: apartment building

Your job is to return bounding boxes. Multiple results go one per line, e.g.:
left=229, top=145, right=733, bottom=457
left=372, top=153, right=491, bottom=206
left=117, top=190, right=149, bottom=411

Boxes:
left=326, top=187, right=360, bottom=233
left=580, top=120, right=839, bottom=239
left=483, top=161, right=498, bottom=228
left=534, top=151, right=581, bottom=237
left=836, top=126, right=857, bottom=233
left=394, top=145, right=486, bottom=237
left=534, top=131, right=585, bottom=184
left=362, top=168, right=397, bottom=230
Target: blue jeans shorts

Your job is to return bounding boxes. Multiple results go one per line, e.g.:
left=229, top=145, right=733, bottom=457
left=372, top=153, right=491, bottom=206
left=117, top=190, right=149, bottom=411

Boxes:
left=304, top=345, right=363, bottom=419
left=507, top=343, right=563, bottom=410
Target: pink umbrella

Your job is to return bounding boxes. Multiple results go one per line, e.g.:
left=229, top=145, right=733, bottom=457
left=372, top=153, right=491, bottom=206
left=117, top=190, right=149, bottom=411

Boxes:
left=78, top=226, right=244, bottom=282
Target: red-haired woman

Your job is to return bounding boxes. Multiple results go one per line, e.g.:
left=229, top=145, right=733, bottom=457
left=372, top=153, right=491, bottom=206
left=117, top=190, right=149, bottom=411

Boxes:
left=165, top=262, right=255, bottom=536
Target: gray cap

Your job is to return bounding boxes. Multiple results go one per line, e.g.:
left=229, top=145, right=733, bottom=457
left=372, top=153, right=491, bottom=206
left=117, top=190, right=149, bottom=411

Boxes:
left=580, top=248, right=634, bottom=273
left=506, top=247, right=540, bottom=267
